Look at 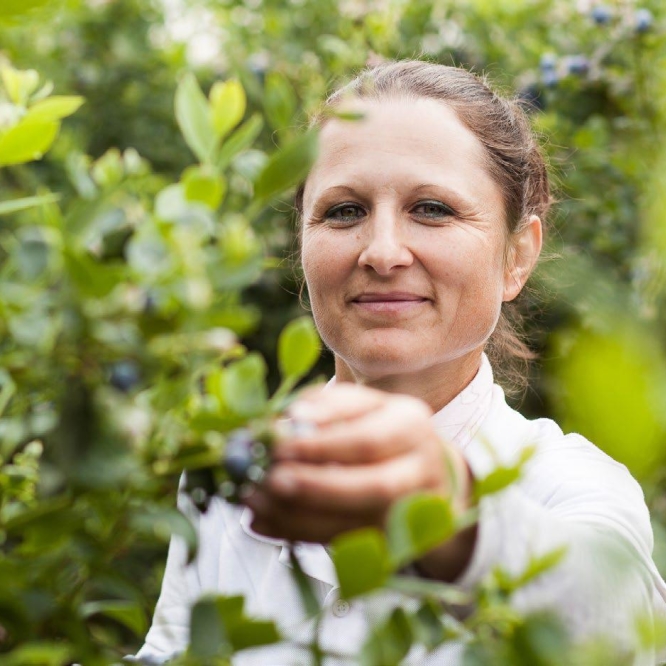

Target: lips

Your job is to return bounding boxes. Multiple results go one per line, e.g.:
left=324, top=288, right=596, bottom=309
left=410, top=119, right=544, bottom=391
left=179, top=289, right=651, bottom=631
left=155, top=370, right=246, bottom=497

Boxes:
left=351, top=291, right=429, bottom=313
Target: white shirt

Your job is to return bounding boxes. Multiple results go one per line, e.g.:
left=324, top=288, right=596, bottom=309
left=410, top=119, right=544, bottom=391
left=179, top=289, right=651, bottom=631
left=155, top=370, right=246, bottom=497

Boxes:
left=133, top=356, right=666, bottom=665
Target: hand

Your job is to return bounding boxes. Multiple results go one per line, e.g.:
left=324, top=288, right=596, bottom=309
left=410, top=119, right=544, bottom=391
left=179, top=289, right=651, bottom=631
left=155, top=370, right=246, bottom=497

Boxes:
left=243, top=383, right=477, bottom=580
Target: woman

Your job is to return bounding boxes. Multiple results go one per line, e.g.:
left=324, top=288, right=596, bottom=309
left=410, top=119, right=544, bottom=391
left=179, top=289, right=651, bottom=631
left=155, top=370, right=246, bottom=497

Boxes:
left=134, top=60, right=666, bottom=664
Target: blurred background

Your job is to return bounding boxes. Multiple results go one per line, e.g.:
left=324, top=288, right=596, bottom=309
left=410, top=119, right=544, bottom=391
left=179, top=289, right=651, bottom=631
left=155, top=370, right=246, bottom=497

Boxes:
left=1, top=0, right=665, bottom=661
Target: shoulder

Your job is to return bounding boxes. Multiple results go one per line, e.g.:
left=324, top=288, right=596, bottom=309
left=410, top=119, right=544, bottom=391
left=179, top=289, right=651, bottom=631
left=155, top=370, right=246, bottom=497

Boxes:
left=466, top=384, right=654, bottom=555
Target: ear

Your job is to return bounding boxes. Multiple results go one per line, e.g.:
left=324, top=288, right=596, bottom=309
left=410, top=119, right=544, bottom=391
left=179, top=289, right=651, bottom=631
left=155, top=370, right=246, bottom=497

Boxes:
left=503, top=215, right=542, bottom=302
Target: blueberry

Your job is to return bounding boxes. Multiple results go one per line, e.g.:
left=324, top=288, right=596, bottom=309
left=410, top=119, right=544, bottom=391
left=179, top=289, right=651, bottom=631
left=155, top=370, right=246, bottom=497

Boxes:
left=223, top=428, right=256, bottom=483
left=110, top=361, right=140, bottom=392
left=591, top=6, right=612, bottom=25
left=567, top=55, right=590, bottom=76
left=517, top=84, right=546, bottom=112
left=635, top=8, right=653, bottom=33
left=542, top=70, right=559, bottom=89
left=540, top=53, right=557, bottom=72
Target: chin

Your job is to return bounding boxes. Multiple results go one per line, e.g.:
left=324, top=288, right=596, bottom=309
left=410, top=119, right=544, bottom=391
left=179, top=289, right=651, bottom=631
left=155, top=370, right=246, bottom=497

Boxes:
left=338, top=346, right=432, bottom=381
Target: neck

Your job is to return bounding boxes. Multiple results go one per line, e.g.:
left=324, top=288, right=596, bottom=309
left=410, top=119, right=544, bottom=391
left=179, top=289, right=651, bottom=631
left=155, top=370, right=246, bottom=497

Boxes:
left=334, top=350, right=484, bottom=414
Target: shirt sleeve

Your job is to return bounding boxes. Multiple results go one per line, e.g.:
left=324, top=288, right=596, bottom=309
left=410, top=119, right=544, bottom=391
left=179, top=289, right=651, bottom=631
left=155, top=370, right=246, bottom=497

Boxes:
left=130, top=479, right=202, bottom=664
left=457, top=432, right=666, bottom=658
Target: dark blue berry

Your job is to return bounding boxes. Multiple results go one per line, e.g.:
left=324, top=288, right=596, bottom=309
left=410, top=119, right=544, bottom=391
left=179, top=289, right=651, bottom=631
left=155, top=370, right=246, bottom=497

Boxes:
left=542, top=70, right=559, bottom=89
left=540, top=53, right=557, bottom=72
left=518, top=84, right=546, bottom=112
left=223, top=428, right=256, bottom=483
left=591, top=6, right=612, bottom=25
left=567, top=55, right=590, bottom=76
left=110, top=361, right=140, bottom=393
left=635, top=8, right=653, bottom=33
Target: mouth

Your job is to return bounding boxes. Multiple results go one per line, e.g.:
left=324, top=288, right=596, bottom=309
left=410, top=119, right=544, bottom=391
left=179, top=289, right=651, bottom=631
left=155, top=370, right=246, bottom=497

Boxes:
left=351, top=292, right=429, bottom=313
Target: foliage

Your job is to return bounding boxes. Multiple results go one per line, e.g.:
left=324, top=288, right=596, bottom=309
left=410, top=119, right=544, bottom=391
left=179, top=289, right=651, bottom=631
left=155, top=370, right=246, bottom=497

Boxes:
left=1, top=0, right=666, bottom=664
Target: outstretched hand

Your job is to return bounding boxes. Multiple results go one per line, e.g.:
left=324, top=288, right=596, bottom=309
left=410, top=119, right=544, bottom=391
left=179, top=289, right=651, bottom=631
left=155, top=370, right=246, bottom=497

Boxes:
left=243, top=382, right=477, bottom=581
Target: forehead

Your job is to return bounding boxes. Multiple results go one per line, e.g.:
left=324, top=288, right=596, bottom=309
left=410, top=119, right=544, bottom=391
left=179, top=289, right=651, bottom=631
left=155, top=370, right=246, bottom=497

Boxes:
left=303, top=96, right=503, bottom=212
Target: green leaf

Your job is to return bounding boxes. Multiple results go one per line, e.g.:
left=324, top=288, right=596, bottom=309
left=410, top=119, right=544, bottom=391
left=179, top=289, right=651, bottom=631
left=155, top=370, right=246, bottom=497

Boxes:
left=0, top=64, right=39, bottom=104
left=228, top=618, right=281, bottom=651
left=254, top=129, right=318, bottom=202
left=289, top=546, right=322, bottom=617
left=0, top=193, right=60, bottom=216
left=331, top=528, right=391, bottom=599
left=223, top=353, right=268, bottom=416
left=210, top=78, right=246, bottom=141
left=217, top=113, right=264, bottom=170
left=263, top=71, right=297, bottom=131
left=496, top=547, right=568, bottom=594
left=2, top=642, right=72, bottom=666
left=24, top=96, right=84, bottom=122
left=0, top=120, right=59, bottom=166
left=473, top=446, right=535, bottom=500
left=188, top=595, right=280, bottom=657
left=81, top=600, right=147, bottom=637
left=182, top=165, right=226, bottom=209
left=175, top=72, right=215, bottom=164
left=360, top=607, right=413, bottom=666
left=189, top=596, right=235, bottom=658
left=386, top=492, right=455, bottom=567
left=411, top=599, right=450, bottom=651
left=277, top=316, right=320, bottom=382
left=0, top=0, right=51, bottom=19
left=550, top=327, right=666, bottom=480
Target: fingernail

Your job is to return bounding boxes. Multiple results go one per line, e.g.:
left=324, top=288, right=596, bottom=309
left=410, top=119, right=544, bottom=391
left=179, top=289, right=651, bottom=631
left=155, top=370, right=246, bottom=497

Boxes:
left=270, top=468, right=298, bottom=495
left=288, top=401, right=319, bottom=421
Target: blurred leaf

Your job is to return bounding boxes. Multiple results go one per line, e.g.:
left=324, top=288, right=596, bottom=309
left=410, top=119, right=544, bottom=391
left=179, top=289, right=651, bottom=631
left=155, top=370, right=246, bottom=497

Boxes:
left=210, top=78, right=246, bottom=141
left=182, top=165, right=226, bottom=209
left=227, top=618, right=281, bottom=651
left=263, top=71, right=297, bottom=131
left=386, top=492, right=455, bottom=567
left=217, top=113, right=264, bottom=170
left=550, top=327, right=666, bottom=480
left=0, top=120, right=59, bottom=166
left=0, top=193, right=60, bottom=216
left=331, top=528, right=391, bottom=599
left=410, top=599, right=450, bottom=651
left=0, top=64, right=40, bottom=104
left=189, top=595, right=234, bottom=658
left=0, top=0, right=51, bottom=19
left=474, top=446, right=535, bottom=500
left=175, top=73, right=215, bottom=164
left=24, top=96, right=84, bottom=122
left=360, top=607, right=413, bottom=666
left=223, top=353, right=268, bottom=416
left=254, top=129, right=318, bottom=202
left=82, top=600, right=147, bottom=637
left=2, top=642, right=72, bottom=666
left=277, top=316, right=320, bottom=382
left=495, top=547, right=568, bottom=594
left=288, top=546, right=321, bottom=617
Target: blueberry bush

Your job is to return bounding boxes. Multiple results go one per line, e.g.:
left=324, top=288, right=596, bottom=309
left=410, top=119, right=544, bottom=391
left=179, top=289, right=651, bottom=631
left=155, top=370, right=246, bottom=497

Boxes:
left=1, top=0, right=666, bottom=664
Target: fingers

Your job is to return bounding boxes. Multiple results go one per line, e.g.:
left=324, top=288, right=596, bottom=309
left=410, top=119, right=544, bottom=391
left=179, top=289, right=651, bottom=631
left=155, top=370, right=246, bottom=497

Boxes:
left=276, top=389, right=433, bottom=465
left=289, top=382, right=387, bottom=426
left=263, top=450, right=444, bottom=512
left=246, top=489, right=380, bottom=543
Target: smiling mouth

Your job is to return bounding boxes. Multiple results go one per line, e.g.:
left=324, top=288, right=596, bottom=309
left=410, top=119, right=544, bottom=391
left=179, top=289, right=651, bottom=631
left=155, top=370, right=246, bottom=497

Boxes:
left=351, top=292, right=429, bottom=313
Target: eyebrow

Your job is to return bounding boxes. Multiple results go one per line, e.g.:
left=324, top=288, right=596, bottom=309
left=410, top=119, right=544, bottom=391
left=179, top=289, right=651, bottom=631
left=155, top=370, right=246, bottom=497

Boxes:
left=314, top=182, right=478, bottom=213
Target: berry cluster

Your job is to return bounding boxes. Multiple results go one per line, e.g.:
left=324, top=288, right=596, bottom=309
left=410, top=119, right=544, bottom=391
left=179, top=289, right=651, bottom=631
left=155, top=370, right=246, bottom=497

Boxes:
left=184, top=426, right=274, bottom=511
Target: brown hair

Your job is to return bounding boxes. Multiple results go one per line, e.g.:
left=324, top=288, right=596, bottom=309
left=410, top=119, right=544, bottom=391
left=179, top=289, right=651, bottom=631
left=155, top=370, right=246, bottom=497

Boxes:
left=294, top=60, right=552, bottom=396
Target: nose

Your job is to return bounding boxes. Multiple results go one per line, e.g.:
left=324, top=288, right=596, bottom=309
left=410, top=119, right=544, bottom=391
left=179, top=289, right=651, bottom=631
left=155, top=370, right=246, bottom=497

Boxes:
left=357, top=213, right=414, bottom=276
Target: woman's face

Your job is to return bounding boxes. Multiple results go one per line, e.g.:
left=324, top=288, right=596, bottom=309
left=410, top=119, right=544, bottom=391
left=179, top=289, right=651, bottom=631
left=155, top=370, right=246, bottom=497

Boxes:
left=301, top=96, right=533, bottom=384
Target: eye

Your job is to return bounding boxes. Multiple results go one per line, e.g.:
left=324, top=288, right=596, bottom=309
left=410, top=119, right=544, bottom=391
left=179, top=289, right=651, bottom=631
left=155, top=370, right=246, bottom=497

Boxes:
left=325, top=203, right=366, bottom=224
left=412, top=200, right=455, bottom=219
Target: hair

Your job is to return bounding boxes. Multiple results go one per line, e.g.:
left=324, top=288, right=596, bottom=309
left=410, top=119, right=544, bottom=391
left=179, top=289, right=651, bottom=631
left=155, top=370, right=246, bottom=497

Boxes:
left=293, top=59, right=552, bottom=397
